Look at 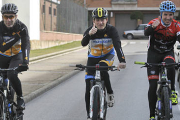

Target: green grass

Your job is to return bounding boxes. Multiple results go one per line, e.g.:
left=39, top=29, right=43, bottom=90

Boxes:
left=30, top=41, right=81, bottom=58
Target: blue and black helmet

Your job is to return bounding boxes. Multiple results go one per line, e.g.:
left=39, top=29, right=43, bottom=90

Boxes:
left=159, top=0, right=176, bottom=13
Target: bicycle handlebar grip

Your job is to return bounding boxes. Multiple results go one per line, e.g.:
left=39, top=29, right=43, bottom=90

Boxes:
left=134, top=61, right=146, bottom=65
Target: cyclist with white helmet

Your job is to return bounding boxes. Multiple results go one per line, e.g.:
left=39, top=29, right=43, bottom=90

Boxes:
left=81, top=7, right=126, bottom=119
left=0, top=3, right=30, bottom=110
left=144, top=0, right=180, bottom=119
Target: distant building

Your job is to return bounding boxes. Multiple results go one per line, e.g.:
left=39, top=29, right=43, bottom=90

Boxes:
left=0, top=0, right=86, bottom=41
left=85, top=0, right=180, bottom=38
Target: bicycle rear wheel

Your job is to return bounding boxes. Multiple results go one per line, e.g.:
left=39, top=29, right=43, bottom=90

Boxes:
left=92, top=87, right=100, bottom=120
left=162, top=87, right=171, bottom=120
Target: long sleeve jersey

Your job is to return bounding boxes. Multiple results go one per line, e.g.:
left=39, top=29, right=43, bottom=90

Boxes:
left=144, top=18, right=180, bottom=53
left=0, top=19, right=30, bottom=64
left=81, top=24, right=126, bottom=63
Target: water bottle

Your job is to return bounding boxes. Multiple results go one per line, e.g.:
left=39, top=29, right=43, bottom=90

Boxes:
left=8, top=103, right=12, bottom=114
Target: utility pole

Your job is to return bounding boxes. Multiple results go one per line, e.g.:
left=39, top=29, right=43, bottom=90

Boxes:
left=51, top=0, right=53, bottom=31
left=44, top=0, right=46, bottom=30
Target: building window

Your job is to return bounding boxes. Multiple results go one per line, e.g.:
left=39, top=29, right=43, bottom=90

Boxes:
left=42, top=5, right=45, bottom=14
left=54, top=8, right=56, bottom=16
left=49, top=7, right=52, bottom=15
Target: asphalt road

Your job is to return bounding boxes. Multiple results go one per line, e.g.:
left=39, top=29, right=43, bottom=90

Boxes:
left=24, top=40, right=180, bottom=120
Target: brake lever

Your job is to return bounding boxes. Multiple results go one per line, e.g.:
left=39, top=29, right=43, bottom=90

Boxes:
left=74, top=68, right=85, bottom=71
left=141, top=65, right=152, bottom=68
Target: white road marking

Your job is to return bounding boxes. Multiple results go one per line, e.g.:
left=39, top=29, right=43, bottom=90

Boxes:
left=130, top=42, right=136, bottom=44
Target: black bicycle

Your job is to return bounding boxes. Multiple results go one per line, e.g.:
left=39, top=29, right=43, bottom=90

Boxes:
left=70, top=64, right=117, bottom=120
left=0, top=67, right=24, bottom=120
left=134, top=61, right=179, bottom=120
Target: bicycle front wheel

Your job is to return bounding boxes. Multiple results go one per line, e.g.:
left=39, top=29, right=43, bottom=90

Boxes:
left=0, top=94, right=6, bottom=120
left=92, top=87, right=100, bottom=120
left=162, top=87, right=171, bottom=120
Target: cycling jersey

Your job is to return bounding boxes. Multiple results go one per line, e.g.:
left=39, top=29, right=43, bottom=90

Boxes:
left=82, top=24, right=126, bottom=63
left=145, top=18, right=180, bottom=53
left=0, top=19, right=30, bottom=64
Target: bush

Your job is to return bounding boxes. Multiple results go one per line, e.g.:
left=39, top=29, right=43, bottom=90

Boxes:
left=130, top=11, right=143, bottom=20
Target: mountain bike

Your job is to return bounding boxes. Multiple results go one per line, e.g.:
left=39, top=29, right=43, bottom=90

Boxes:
left=70, top=64, right=117, bottom=120
left=134, top=61, right=180, bottom=120
left=0, top=67, right=24, bottom=120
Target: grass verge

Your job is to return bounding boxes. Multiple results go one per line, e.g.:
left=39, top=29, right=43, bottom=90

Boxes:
left=30, top=41, right=81, bottom=58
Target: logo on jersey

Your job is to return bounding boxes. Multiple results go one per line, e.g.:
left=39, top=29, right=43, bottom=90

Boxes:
left=104, top=34, right=108, bottom=37
left=25, top=57, right=28, bottom=60
left=167, top=32, right=174, bottom=35
left=151, top=71, right=155, bottom=75
left=2, top=42, right=6, bottom=46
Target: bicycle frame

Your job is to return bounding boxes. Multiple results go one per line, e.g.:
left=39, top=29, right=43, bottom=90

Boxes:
left=156, top=66, right=173, bottom=118
left=89, top=69, right=106, bottom=119
left=134, top=61, right=179, bottom=119
left=70, top=64, right=117, bottom=120
left=0, top=68, right=23, bottom=120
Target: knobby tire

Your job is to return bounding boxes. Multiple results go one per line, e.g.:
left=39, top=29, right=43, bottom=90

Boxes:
left=103, top=88, right=107, bottom=120
left=0, top=94, right=6, bottom=120
left=162, top=87, right=170, bottom=120
left=92, top=87, right=100, bottom=120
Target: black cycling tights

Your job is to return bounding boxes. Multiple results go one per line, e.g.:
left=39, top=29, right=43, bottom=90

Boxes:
left=85, top=62, right=113, bottom=115
left=147, top=49, right=175, bottom=117
left=148, top=66, right=175, bottom=117
left=0, top=53, right=23, bottom=97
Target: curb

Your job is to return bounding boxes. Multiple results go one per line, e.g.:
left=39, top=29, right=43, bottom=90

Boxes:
left=29, top=46, right=83, bottom=62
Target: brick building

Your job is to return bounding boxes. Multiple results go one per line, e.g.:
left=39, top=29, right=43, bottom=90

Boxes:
left=85, top=0, right=180, bottom=38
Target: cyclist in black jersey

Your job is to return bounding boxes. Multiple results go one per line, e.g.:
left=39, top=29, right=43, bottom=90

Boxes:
left=0, top=3, right=30, bottom=110
left=81, top=7, right=126, bottom=119
left=144, top=1, right=180, bottom=120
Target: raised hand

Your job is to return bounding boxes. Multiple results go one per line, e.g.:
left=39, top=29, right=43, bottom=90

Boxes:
left=89, top=23, right=97, bottom=36
left=152, top=16, right=161, bottom=29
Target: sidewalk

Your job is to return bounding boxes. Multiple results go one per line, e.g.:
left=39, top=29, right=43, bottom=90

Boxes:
left=21, top=41, right=127, bottom=103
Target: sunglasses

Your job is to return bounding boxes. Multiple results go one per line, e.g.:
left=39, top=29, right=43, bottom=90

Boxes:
left=3, top=15, right=16, bottom=20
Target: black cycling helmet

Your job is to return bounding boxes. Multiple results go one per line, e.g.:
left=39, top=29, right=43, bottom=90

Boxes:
left=1, top=3, right=18, bottom=14
left=92, top=8, right=108, bottom=19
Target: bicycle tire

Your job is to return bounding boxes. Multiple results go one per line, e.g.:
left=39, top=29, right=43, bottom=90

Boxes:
left=162, top=87, right=171, bottom=120
left=92, top=87, right=100, bottom=120
left=8, top=86, right=15, bottom=120
left=102, top=88, right=107, bottom=120
left=0, top=94, right=6, bottom=120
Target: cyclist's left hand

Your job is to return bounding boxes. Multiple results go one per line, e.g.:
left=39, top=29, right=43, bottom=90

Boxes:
left=117, top=62, right=126, bottom=70
left=17, top=63, right=29, bottom=72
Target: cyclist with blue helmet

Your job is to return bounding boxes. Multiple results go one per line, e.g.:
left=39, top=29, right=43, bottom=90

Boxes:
left=144, top=0, right=180, bottom=120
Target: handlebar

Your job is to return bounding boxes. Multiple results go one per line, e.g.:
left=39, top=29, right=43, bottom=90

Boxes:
left=0, top=67, right=18, bottom=72
left=69, top=64, right=118, bottom=71
left=134, top=61, right=180, bottom=68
